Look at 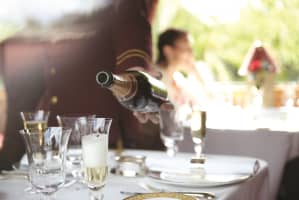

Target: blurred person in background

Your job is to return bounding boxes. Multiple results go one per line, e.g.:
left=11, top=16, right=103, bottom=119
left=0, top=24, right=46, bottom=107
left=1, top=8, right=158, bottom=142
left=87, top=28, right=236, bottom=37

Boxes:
left=0, top=0, right=164, bottom=170
left=156, top=28, right=211, bottom=110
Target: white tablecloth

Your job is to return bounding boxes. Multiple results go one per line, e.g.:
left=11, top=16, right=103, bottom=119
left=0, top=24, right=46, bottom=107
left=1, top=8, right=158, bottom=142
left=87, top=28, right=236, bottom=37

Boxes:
left=0, top=150, right=269, bottom=200
left=179, top=128, right=299, bottom=200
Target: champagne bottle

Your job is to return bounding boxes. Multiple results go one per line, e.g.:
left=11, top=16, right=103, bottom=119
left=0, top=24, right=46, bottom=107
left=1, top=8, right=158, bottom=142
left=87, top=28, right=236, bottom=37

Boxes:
left=96, top=70, right=168, bottom=112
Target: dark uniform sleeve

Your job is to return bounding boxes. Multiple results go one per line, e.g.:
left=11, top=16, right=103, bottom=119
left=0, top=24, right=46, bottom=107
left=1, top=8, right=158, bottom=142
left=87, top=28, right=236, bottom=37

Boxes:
left=0, top=40, right=47, bottom=170
left=0, top=42, right=24, bottom=170
left=113, top=0, right=153, bottom=73
left=0, top=43, right=13, bottom=170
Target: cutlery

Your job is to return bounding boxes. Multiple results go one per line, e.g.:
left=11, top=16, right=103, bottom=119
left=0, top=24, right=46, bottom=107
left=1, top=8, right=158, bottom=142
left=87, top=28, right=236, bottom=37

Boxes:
left=137, top=182, right=215, bottom=199
left=120, top=191, right=215, bottom=200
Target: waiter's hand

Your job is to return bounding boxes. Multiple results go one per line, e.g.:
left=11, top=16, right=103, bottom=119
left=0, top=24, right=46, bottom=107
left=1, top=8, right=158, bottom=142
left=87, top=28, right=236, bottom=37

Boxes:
left=133, top=102, right=174, bottom=124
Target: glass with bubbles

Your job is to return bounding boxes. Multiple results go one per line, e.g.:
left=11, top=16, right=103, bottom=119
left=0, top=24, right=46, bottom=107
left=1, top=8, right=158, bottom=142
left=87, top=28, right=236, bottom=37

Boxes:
left=81, top=118, right=112, bottom=200
left=190, top=107, right=207, bottom=164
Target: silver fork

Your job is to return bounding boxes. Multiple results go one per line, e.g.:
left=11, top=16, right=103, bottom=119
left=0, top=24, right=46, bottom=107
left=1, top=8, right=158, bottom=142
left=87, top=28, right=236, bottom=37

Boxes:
left=138, top=182, right=216, bottom=199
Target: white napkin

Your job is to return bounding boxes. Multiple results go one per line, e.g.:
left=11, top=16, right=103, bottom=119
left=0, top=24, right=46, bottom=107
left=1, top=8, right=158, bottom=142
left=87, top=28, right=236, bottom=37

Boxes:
left=147, top=154, right=259, bottom=175
left=204, top=155, right=260, bottom=175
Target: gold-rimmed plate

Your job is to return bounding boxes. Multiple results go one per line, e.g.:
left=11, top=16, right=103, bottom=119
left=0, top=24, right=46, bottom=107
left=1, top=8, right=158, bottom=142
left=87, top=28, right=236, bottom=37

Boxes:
left=124, top=192, right=196, bottom=200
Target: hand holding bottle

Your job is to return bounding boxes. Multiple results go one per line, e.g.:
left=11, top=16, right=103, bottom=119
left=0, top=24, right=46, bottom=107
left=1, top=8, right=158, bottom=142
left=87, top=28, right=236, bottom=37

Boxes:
left=96, top=69, right=173, bottom=124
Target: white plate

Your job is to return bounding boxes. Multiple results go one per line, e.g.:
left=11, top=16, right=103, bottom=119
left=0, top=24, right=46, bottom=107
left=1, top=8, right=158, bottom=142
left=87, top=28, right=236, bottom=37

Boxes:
left=147, top=169, right=252, bottom=187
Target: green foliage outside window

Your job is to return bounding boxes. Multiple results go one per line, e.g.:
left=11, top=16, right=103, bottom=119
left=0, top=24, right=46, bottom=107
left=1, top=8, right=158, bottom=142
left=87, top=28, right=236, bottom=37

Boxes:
left=153, top=0, right=299, bottom=82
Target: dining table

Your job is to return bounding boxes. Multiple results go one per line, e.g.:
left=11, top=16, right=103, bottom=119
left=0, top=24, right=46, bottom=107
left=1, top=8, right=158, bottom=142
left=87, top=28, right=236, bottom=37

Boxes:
left=179, top=106, right=299, bottom=200
left=0, top=149, right=269, bottom=200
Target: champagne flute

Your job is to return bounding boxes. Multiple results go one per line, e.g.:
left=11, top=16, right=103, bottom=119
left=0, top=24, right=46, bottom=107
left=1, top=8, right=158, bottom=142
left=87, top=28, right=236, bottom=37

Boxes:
left=190, top=108, right=207, bottom=164
left=56, top=114, right=95, bottom=181
left=82, top=118, right=112, bottom=200
left=159, top=109, right=184, bottom=157
left=20, top=110, right=50, bottom=193
left=20, top=127, right=71, bottom=200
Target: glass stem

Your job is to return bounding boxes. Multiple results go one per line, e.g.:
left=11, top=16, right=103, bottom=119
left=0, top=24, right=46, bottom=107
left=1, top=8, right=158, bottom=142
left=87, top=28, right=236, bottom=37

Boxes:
left=89, top=188, right=104, bottom=200
left=166, top=145, right=178, bottom=157
left=194, top=143, right=203, bottom=158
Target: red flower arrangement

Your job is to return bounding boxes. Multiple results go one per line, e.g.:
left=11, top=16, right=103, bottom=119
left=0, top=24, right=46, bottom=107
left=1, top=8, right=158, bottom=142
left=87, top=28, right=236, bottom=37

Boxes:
left=239, top=41, right=278, bottom=89
left=248, top=59, right=276, bottom=74
left=239, top=41, right=279, bottom=106
left=248, top=58, right=276, bottom=89
left=239, top=41, right=278, bottom=76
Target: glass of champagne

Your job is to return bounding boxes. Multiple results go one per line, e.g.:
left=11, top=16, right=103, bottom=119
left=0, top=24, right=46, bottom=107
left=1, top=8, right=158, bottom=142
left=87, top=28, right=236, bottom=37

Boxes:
left=20, top=110, right=49, bottom=132
left=82, top=118, right=112, bottom=200
left=57, top=114, right=95, bottom=181
left=190, top=108, right=207, bottom=164
left=20, top=127, right=71, bottom=200
left=159, top=108, right=184, bottom=157
left=19, top=110, right=50, bottom=194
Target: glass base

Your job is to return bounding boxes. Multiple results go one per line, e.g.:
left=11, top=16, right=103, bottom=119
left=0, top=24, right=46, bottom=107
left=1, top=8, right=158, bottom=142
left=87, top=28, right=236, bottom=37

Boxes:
left=189, top=155, right=206, bottom=178
left=39, top=193, right=57, bottom=200
left=190, top=155, right=206, bottom=164
left=166, top=146, right=178, bottom=157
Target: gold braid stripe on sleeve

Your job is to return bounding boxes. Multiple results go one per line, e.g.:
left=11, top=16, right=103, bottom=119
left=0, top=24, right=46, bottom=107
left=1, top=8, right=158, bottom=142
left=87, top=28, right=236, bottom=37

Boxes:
left=116, top=50, right=151, bottom=66
left=117, top=49, right=151, bottom=61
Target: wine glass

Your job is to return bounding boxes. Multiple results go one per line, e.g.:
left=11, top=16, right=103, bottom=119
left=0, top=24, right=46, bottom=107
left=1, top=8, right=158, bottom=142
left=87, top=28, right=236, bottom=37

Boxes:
left=56, top=115, right=95, bottom=181
left=159, top=108, right=184, bottom=157
left=190, top=108, right=207, bottom=164
left=81, top=117, right=112, bottom=200
left=19, top=127, right=71, bottom=200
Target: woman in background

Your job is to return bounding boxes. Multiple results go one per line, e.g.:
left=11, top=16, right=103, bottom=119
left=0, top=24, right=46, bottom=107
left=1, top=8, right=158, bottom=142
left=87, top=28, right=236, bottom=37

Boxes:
left=156, top=28, right=210, bottom=108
